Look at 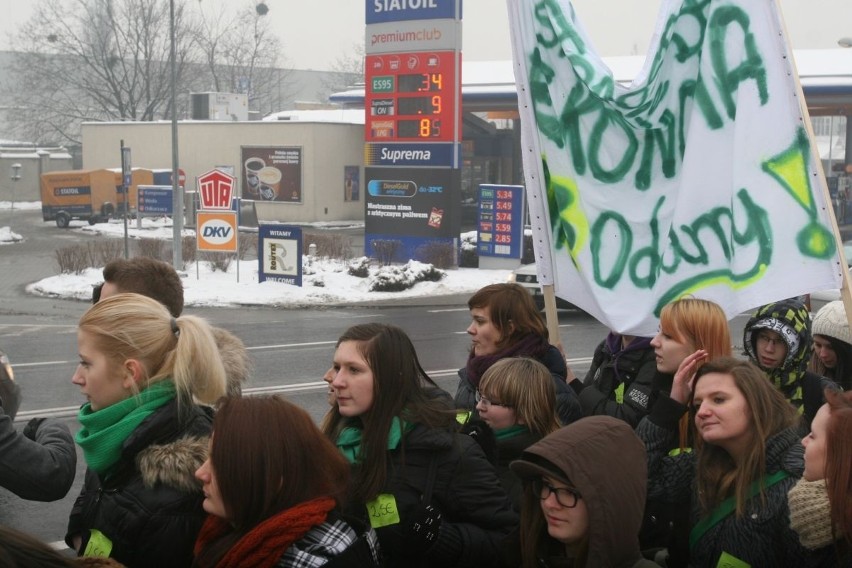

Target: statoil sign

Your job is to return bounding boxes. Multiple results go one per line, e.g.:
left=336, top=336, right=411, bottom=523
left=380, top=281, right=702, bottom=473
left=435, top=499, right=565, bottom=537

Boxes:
left=366, top=0, right=460, bottom=24
left=197, top=211, right=238, bottom=252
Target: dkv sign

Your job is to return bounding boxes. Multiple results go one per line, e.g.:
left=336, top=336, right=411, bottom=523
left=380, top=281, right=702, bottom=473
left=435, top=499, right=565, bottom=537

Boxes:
left=197, top=211, right=238, bottom=252
left=196, top=168, right=238, bottom=253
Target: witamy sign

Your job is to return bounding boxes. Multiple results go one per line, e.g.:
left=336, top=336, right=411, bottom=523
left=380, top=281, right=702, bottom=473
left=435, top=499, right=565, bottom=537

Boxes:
left=258, top=224, right=303, bottom=286
left=196, top=169, right=238, bottom=253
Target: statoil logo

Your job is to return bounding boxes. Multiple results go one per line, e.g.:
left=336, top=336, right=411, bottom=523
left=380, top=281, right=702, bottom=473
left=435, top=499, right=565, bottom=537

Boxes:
left=200, top=219, right=234, bottom=245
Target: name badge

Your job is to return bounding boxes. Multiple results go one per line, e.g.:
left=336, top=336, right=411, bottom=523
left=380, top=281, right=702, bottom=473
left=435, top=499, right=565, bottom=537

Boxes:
left=716, top=551, right=751, bottom=568
left=366, top=493, right=400, bottom=528
left=83, top=529, right=113, bottom=558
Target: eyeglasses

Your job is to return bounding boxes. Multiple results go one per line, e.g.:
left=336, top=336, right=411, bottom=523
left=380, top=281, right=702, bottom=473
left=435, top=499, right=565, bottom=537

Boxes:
left=532, top=478, right=581, bottom=508
left=475, top=390, right=512, bottom=408
left=756, top=332, right=784, bottom=347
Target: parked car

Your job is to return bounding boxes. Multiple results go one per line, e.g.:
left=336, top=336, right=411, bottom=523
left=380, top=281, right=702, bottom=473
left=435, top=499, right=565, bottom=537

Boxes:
left=508, top=263, right=578, bottom=310
left=0, top=349, right=20, bottom=420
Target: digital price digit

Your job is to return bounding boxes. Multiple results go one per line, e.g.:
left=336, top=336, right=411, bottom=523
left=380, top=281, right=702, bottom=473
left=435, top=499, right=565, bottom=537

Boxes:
left=398, top=73, right=443, bottom=93
left=398, top=119, right=441, bottom=139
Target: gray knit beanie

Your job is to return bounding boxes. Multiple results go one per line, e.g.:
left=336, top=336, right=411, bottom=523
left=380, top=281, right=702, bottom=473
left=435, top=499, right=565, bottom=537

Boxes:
left=812, top=301, right=852, bottom=346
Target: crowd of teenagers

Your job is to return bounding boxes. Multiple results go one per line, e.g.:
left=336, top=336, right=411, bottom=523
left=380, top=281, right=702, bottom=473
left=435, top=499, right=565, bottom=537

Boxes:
left=0, top=258, right=850, bottom=568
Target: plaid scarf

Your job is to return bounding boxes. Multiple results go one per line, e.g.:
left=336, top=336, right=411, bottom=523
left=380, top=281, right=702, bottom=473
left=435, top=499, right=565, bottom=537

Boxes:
left=194, top=497, right=336, bottom=568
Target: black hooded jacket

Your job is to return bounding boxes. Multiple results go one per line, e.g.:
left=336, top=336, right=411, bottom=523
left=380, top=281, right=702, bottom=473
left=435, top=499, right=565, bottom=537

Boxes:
left=743, top=298, right=836, bottom=430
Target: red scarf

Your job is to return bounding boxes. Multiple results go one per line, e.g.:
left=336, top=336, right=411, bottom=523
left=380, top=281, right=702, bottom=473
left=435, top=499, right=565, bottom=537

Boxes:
left=194, top=496, right=336, bottom=568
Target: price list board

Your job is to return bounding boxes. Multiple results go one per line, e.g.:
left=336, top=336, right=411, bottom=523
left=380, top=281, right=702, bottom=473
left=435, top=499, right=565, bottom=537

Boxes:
left=477, top=184, right=525, bottom=259
left=365, top=51, right=459, bottom=144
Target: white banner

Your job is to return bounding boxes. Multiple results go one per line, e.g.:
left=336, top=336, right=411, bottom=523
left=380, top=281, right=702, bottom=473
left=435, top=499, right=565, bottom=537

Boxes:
left=507, top=0, right=844, bottom=335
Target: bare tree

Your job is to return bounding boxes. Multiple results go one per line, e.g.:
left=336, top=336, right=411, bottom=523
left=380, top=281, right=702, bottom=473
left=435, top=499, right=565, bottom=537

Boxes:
left=4, top=0, right=201, bottom=145
left=318, top=42, right=364, bottom=101
left=193, top=1, right=291, bottom=118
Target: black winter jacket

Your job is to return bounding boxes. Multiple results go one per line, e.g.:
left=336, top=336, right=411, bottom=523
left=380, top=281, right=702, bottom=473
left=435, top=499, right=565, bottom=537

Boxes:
left=575, top=335, right=658, bottom=427
left=346, top=423, right=518, bottom=568
left=491, top=428, right=541, bottom=512
left=66, top=400, right=213, bottom=567
left=456, top=345, right=582, bottom=425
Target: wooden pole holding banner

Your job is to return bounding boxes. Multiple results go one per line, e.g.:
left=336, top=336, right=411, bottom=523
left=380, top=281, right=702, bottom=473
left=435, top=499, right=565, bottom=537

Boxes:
left=771, top=0, right=852, bottom=324
left=542, top=284, right=576, bottom=382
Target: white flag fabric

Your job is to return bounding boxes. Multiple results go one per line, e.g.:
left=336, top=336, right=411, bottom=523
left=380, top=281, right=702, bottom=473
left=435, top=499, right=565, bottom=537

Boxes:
left=507, top=0, right=844, bottom=335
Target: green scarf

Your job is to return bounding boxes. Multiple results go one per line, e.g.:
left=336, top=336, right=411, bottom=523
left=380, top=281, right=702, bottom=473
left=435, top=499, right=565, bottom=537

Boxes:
left=76, top=380, right=177, bottom=475
left=336, top=417, right=404, bottom=464
left=495, top=424, right=528, bottom=441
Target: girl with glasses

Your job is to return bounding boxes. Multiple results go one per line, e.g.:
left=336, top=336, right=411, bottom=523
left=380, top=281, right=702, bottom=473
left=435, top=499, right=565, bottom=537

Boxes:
left=743, top=298, right=835, bottom=431
left=509, top=416, right=658, bottom=568
left=475, top=357, right=560, bottom=510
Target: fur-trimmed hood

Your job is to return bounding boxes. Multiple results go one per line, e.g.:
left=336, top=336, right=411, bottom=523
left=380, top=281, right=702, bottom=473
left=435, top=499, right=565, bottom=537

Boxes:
left=212, top=326, right=252, bottom=398
left=137, top=436, right=208, bottom=493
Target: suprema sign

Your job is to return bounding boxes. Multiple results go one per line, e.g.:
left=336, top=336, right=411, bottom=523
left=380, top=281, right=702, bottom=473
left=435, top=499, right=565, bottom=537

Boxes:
left=197, top=211, right=238, bottom=253
left=365, top=142, right=457, bottom=167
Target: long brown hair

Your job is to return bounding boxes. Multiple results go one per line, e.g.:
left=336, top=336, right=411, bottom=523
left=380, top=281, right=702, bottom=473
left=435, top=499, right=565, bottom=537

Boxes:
left=194, top=395, right=349, bottom=567
left=321, top=323, right=456, bottom=504
left=691, top=357, right=797, bottom=516
left=468, top=283, right=549, bottom=350
left=824, top=389, right=852, bottom=545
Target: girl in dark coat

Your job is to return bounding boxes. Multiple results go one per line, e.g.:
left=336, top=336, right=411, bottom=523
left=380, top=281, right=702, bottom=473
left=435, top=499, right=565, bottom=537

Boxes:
left=65, top=293, right=228, bottom=567
left=476, top=357, right=561, bottom=510
left=455, top=283, right=581, bottom=425
left=637, top=356, right=820, bottom=567
left=323, top=323, right=518, bottom=568
left=192, top=396, right=379, bottom=568
left=789, top=389, right=852, bottom=567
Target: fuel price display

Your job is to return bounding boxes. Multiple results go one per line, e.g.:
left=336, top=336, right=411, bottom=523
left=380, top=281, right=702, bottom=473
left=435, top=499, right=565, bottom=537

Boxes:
left=365, top=51, right=459, bottom=143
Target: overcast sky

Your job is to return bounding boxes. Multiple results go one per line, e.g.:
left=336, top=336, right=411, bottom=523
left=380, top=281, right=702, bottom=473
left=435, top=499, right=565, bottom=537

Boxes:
left=0, top=1, right=848, bottom=71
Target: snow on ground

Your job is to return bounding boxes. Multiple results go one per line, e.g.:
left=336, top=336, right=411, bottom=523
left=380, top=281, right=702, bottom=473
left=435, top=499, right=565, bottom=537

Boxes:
left=4, top=204, right=510, bottom=307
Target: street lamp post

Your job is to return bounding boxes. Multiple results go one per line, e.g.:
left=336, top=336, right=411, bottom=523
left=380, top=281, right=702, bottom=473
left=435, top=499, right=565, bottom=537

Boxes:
left=170, top=0, right=182, bottom=269
left=9, top=163, right=21, bottom=228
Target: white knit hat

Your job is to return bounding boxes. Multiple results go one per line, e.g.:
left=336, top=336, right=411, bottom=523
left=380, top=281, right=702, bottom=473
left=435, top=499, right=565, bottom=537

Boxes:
left=812, top=300, right=852, bottom=346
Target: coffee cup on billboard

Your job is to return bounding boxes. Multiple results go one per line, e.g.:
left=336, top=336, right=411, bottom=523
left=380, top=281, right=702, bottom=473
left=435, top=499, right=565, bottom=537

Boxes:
left=244, top=158, right=265, bottom=196
left=258, top=166, right=282, bottom=201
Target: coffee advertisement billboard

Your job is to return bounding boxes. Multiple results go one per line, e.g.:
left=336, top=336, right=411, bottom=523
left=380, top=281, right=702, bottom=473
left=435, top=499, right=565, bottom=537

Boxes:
left=240, top=146, right=302, bottom=203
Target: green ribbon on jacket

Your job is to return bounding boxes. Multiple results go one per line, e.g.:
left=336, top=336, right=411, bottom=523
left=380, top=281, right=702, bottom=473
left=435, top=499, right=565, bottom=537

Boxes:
left=76, top=380, right=177, bottom=475
left=494, top=424, right=528, bottom=441
left=336, top=417, right=405, bottom=464
left=689, top=469, right=790, bottom=552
